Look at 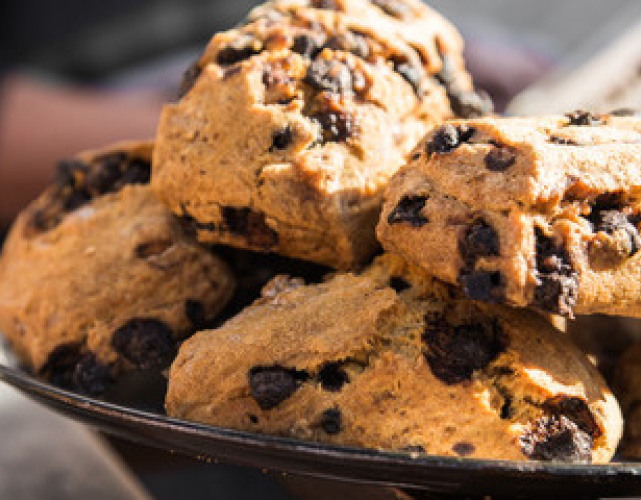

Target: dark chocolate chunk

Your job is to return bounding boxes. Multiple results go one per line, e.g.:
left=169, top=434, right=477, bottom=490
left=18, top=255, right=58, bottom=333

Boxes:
left=389, top=277, right=411, bottom=293
left=520, top=415, right=593, bottom=463
left=178, top=59, right=202, bottom=99
left=448, top=87, right=493, bottom=119
left=318, top=362, right=349, bottom=392
left=270, top=127, right=294, bottom=152
left=292, top=34, right=322, bottom=58
left=185, top=299, right=207, bottom=329
left=566, top=110, right=601, bottom=127
left=461, top=220, right=500, bottom=262
left=311, top=0, right=340, bottom=9
left=311, top=109, right=354, bottom=143
left=533, top=228, right=578, bottom=316
left=609, top=108, right=641, bottom=118
left=549, top=135, right=580, bottom=146
left=426, top=124, right=475, bottom=155
left=371, top=0, right=411, bottom=19
left=544, top=396, right=602, bottom=440
left=249, top=366, right=308, bottom=410
left=320, top=408, right=343, bottom=434
left=42, top=344, right=83, bottom=389
left=392, top=56, right=424, bottom=95
left=452, top=442, right=476, bottom=457
left=459, top=271, right=506, bottom=303
left=304, top=59, right=353, bottom=94
left=485, top=145, right=516, bottom=172
left=590, top=209, right=641, bottom=260
left=72, top=353, right=112, bottom=396
left=324, top=32, right=369, bottom=60
left=112, top=318, right=176, bottom=370
left=387, top=196, right=428, bottom=227
left=217, top=37, right=262, bottom=66
left=56, top=159, right=89, bottom=188
left=221, top=207, right=279, bottom=250
left=423, top=319, right=506, bottom=385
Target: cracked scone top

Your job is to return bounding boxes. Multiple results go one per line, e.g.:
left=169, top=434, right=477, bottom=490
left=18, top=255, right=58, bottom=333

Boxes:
left=166, top=255, right=621, bottom=463
left=378, top=112, right=641, bottom=318
left=0, top=142, right=235, bottom=395
left=153, top=0, right=489, bottom=269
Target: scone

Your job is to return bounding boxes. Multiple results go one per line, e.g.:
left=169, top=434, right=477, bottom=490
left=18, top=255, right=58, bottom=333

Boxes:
left=153, top=0, right=490, bottom=269
left=166, top=255, right=621, bottom=463
left=378, top=112, right=641, bottom=317
left=0, top=142, right=235, bottom=395
left=613, top=342, right=641, bottom=459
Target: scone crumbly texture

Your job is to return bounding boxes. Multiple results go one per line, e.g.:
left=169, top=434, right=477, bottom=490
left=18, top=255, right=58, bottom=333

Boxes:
left=166, top=254, right=621, bottom=463
left=378, top=112, right=641, bottom=317
left=153, top=0, right=489, bottom=269
left=0, top=142, right=235, bottom=395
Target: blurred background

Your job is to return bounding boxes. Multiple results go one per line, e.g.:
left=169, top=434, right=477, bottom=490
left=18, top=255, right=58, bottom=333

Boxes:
left=1, top=0, right=641, bottom=498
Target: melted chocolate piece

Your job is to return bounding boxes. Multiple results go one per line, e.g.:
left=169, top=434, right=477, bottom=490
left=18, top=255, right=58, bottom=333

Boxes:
left=249, top=366, right=309, bottom=410
left=318, top=362, right=349, bottom=392
left=423, top=319, right=506, bottom=385
left=426, top=124, right=475, bottom=155
left=387, top=196, right=428, bottom=227
left=112, top=318, right=176, bottom=370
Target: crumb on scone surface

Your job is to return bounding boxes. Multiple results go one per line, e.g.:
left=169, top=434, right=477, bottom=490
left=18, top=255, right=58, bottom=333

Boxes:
left=153, top=0, right=489, bottom=269
left=166, top=254, right=621, bottom=463
left=377, top=113, right=641, bottom=318
left=0, top=142, right=235, bottom=394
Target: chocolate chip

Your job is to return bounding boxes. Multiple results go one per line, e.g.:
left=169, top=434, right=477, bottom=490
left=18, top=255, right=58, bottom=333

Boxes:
left=426, top=124, right=475, bottom=155
left=485, top=145, right=516, bottom=172
left=324, top=32, right=369, bottom=59
left=448, top=87, right=493, bottom=119
left=86, top=153, right=150, bottom=195
left=42, top=344, right=84, bottom=388
left=423, top=320, right=506, bottom=385
left=62, top=189, right=92, bottom=212
left=520, top=415, right=593, bottom=463
left=311, top=0, right=340, bottom=9
left=185, top=299, right=207, bottom=329
left=292, top=34, right=322, bottom=58
left=72, top=353, right=112, bottom=396
left=534, top=228, right=578, bottom=316
left=119, top=157, right=151, bottom=186
left=248, top=414, right=259, bottom=424
left=387, top=196, right=428, bottom=227
left=321, top=408, right=342, bottom=434
left=549, top=135, right=580, bottom=146
left=452, top=442, right=475, bottom=457
left=304, top=59, right=353, bottom=94
left=566, top=110, right=601, bottom=127
left=310, top=109, right=354, bottom=143
left=112, top=319, right=176, bottom=370
left=371, top=0, right=411, bottom=19
left=56, top=159, right=89, bottom=188
left=500, top=397, right=514, bottom=420
left=216, top=38, right=262, bottom=66
left=249, top=366, right=308, bottom=410
left=402, top=445, right=426, bottom=454
left=589, top=210, right=641, bottom=263
left=461, top=220, right=500, bottom=262
left=459, top=271, right=506, bottom=303
left=609, top=108, right=641, bottom=118
left=544, top=396, right=602, bottom=440
left=389, top=277, right=411, bottom=293
left=318, top=362, right=349, bottom=392
left=221, top=207, right=279, bottom=250
left=392, top=56, right=424, bottom=95
left=270, top=127, right=293, bottom=151
left=178, top=59, right=202, bottom=99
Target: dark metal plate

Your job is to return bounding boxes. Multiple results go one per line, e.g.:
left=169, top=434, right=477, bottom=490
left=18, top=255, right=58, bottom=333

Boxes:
left=0, top=365, right=640, bottom=498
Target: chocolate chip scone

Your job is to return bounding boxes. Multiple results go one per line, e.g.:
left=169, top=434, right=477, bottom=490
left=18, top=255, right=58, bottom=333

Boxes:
left=378, top=112, right=641, bottom=317
left=166, top=254, right=621, bottom=463
left=0, top=142, right=235, bottom=395
left=153, top=0, right=489, bottom=269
